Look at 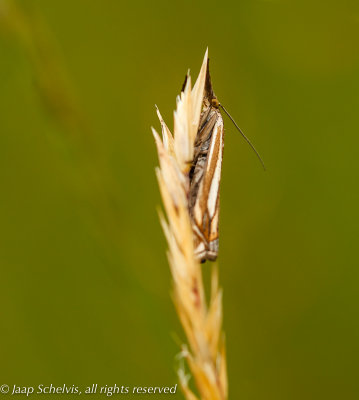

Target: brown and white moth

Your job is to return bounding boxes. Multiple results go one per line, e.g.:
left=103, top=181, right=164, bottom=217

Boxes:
left=187, top=60, right=264, bottom=262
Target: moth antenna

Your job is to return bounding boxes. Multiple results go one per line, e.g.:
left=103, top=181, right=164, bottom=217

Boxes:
left=219, top=104, right=266, bottom=171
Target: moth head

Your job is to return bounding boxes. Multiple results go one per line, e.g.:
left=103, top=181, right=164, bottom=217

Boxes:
left=211, top=97, right=220, bottom=108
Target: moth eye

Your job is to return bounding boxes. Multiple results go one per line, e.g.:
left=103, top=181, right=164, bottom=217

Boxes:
left=211, top=98, right=220, bottom=108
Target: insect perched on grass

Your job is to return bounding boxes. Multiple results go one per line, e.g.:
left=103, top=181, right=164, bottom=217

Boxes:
left=187, top=58, right=265, bottom=262
left=152, top=50, right=263, bottom=398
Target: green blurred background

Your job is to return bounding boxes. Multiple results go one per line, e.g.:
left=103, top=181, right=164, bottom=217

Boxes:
left=1, top=0, right=358, bottom=399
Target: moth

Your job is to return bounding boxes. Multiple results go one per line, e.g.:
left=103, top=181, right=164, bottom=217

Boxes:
left=187, top=60, right=264, bottom=263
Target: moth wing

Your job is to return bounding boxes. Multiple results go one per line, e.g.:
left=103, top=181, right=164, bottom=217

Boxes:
left=193, top=113, right=224, bottom=260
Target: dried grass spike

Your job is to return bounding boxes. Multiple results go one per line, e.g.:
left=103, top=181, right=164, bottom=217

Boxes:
left=152, top=49, right=228, bottom=400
